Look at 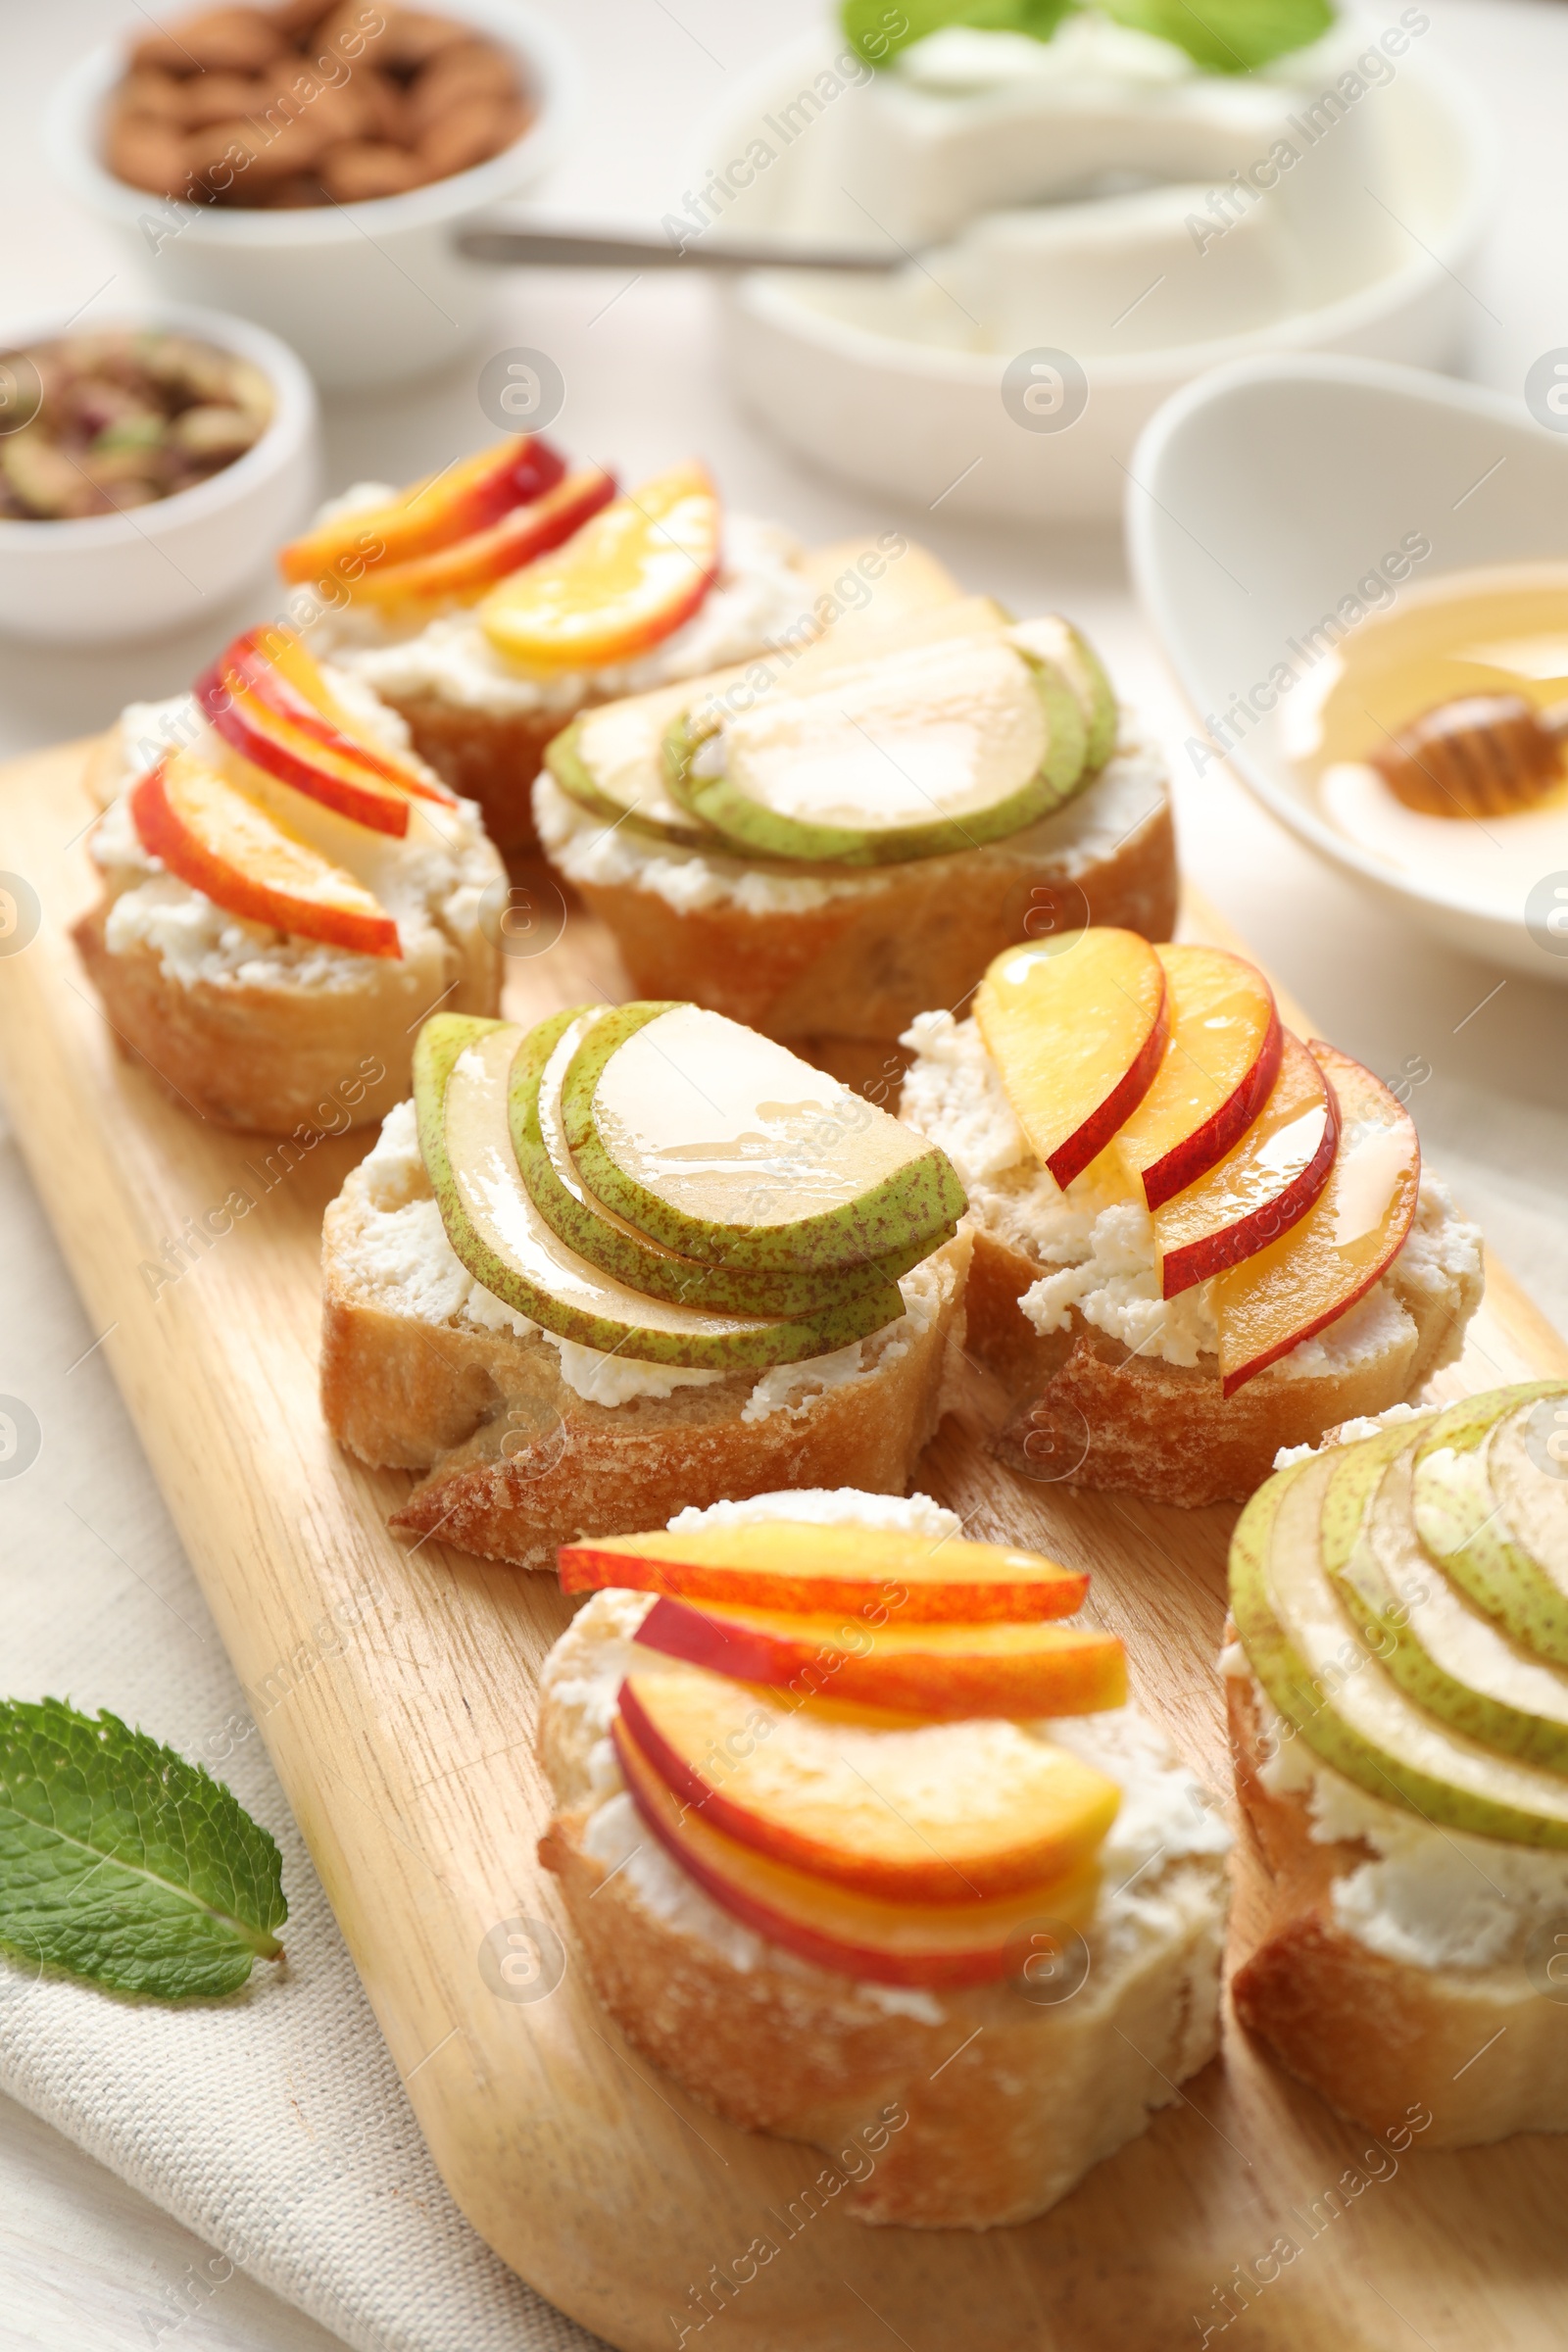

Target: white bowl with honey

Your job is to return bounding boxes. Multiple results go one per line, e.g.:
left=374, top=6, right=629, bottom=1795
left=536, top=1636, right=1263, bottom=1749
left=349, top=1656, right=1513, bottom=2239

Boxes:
left=1128, top=352, right=1568, bottom=982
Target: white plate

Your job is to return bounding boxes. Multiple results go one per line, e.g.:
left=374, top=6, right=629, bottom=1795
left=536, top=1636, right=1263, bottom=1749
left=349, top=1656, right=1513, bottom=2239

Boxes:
left=1126, top=352, right=1568, bottom=982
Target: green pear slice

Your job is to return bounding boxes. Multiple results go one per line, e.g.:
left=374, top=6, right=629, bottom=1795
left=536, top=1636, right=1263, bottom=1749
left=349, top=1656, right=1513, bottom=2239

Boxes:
left=1318, top=1416, right=1436, bottom=1576
left=562, top=1002, right=965, bottom=1274
left=1008, top=615, right=1117, bottom=773
left=664, top=635, right=1089, bottom=866
left=544, top=672, right=741, bottom=850
left=1411, top=1384, right=1568, bottom=1666
left=546, top=599, right=1016, bottom=857
left=1487, top=1390, right=1568, bottom=1596
left=747, top=593, right=1013, bottom=700
left=508, top=1004, right=910, bottom=1330
left=1329, top=1431, right=1568, bottom=1774
left=413, top=1015, right=889, bottom=1370
left=1231, top=1449, right=1568, bottom=1843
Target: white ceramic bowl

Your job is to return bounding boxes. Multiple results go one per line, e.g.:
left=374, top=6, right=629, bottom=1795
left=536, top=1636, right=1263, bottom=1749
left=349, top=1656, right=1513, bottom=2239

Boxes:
left=699, top=28, right=1497, bottom=523
left=44, top=0, right=577, bottom=392
left=1126, top=353, right=1568, bottom=983
left=0, top=304, right=318, bottom=646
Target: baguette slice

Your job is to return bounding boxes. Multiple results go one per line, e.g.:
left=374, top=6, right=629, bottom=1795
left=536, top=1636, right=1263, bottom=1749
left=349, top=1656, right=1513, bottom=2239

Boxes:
left=901, top=1015, right=1484, bottom=1508
left=1228, top=1661, right=1568, bottom=2145
left=537, top=1575, right=1231, bottom=2228
left=963, top=1183, right=1480, bottom=1508
left=535, top=727, right=1176, bottom=1062
left=319, top=1107, right=970, bottom=1569
left=72, top=796, right=502, bottom=1137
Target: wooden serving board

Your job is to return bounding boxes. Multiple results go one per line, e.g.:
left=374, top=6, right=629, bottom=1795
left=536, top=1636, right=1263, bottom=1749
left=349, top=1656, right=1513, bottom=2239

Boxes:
left=4, top=735, right=1568, bottom=2352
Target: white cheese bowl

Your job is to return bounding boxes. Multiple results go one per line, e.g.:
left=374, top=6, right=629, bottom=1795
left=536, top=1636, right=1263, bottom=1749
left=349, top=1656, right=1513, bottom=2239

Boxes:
left=0, top=303, right=317, bottom=646
left=1126, top=353, right=1568, bottom=984
left=696, top=24, right=1497, bottom=523
left=43, top=0, right=578, bottom=392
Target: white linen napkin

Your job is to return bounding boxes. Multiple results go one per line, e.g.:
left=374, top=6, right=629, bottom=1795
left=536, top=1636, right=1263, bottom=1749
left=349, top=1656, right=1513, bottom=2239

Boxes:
left=0, top=1107, right=604, bottom=2352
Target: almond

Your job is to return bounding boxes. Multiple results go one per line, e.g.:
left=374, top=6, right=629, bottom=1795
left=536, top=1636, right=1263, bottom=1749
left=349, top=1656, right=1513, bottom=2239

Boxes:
left=358, top=69, right=410, bottom=144
left=313, top=1, right=389, bottom=63
left=275, top=66, right=372, bottom=141
left=130, top=9, right=282, bottom=74
left=105, top=109, right=192, bottom=197
left=268, top=0, right=336, bottom=32
left=415, top=92, right=512, bottom=179
left=178, top=70, right=272, bottom=127
left=186, top=106, right=326, bottom=183
left=119, top=68, right=189, bottom=122
left=319, top=138, right=425, bottom=201
left=405, top=40, right=514, bottom=135
left=379, top=8, right=477, bottom=69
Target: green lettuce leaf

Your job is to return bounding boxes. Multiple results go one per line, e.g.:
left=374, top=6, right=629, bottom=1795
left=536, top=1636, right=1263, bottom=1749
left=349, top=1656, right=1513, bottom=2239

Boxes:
left=0, top=1697, right=286, bottom=2002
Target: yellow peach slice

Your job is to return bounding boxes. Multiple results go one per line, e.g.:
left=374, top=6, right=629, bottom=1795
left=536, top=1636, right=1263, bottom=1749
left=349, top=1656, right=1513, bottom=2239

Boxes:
left=615, top=1664, right=1121, bottom=1903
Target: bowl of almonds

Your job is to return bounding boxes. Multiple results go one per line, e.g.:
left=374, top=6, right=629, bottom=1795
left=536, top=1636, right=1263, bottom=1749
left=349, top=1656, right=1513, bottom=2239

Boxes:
left=0, top=306, right=317, bottom=644
left=46, top=1, right=576, bottom=390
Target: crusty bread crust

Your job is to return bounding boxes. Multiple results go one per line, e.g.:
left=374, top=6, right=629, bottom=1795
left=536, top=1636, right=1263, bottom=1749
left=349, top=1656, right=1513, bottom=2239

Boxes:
left=71, top=899, right=498, bottom=1134
left=564, top=785, right=1177, bottom=1054
left=539, top=1801, right=1226, bottom=2229
left=373, top=693, right=564, bottom=857
left=963, top=1209, right=1480, bottom=1510
left=319, top=1151, right=971, bottom=1567
left=1227, top=1670, right=1568, bottom=2146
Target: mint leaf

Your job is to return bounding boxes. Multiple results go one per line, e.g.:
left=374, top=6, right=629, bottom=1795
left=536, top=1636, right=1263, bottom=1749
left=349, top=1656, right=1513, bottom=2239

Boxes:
left=0, top=1698, right=286, bottom=2001
left=1100, top=0, right=1334, bottom=73
left=843, top=0, right=1077, bottom=68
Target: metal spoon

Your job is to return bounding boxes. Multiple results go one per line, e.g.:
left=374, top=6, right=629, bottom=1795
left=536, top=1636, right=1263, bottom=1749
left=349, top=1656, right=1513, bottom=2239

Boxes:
left=453, top=221, right=906, bottom=271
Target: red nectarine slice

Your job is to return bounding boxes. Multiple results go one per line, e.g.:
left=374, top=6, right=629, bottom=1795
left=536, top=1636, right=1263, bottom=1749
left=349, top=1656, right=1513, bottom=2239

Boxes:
left=224, top=629, right=453, bottom=804
left=130, top=753, right=401, bottom=959
left=340, top=466, right=618, bottom=612
left=615, top=1666, right=1120, bottom=1902
left=632, top=1594, right=1126, bottom=1720
left=974, top=929, right=1168, bottom=1190
left=196, top=659, right=417, bottom=839
left=612, top=1722, right=1102, bottom=1987
left=558, top=1521, right=1087, bottom=1623
left=1114, top=944, right=1281, bottom=1207
left=1213, top=1042, right=1419, bottom=1396
left=1152, top=1030, right=1339, bottom=1299
left=480, top=461, right=721, bottom=670
left=277, top=433, right=566, bottom=581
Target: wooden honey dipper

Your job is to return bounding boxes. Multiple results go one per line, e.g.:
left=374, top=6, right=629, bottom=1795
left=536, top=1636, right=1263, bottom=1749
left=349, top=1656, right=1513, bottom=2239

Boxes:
left=1370, top=692, right=1568, bottom=817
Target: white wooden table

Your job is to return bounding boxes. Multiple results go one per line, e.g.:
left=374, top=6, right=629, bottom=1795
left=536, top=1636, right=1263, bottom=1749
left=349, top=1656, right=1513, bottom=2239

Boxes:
left=2, top=1, right=1567, bottom=2344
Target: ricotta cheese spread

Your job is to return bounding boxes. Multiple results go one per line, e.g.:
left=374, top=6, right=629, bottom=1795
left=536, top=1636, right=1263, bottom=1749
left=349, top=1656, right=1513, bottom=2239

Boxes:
left=546, top=1489, right=1230, bottom=2012
left=712, top=15, right=1405, bottom=364
left=1231, top=1651, right=1568, bottom=1973
left=92, top=688, right=499, bottom=993
left=344, top=1101, right=960, bottom=1412
left=315, top=515, right=815, bottom=718
left=900, top=1005, right=1482, bottom=1376
left=535, top=715, right=1169, bottom=915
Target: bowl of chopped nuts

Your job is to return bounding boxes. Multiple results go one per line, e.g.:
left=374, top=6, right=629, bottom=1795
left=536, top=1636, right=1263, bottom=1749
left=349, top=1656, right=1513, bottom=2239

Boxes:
left=45, top=1, right=577, bottom=391
left=0, top=305, right=318, bottom=644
